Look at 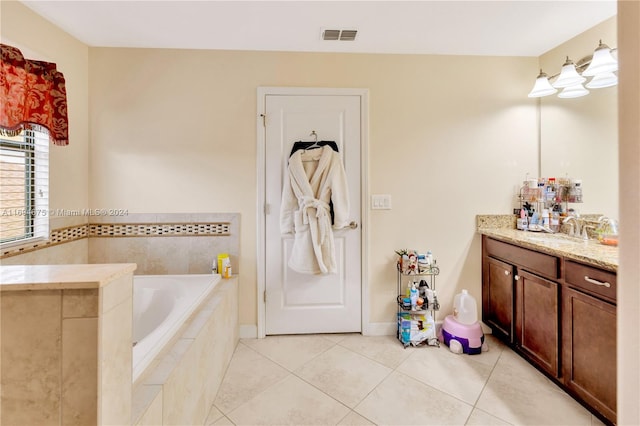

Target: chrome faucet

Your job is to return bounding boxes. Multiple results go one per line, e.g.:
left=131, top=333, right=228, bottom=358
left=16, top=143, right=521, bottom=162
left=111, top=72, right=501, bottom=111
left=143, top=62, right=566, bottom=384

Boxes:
left=562, top=216, right=581, bottom=238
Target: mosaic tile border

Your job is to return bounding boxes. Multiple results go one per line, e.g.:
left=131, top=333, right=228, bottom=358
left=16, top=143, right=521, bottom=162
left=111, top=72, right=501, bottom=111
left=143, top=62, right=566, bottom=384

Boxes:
left=1, top=224, right=88, bottom=258
left=1, top=222, right=231, bottom=259
left=89, top=223, right=230, bottom=237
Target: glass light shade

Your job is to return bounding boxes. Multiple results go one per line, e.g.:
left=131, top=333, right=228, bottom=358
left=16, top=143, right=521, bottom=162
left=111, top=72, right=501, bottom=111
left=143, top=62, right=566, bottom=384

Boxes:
left=558, top=83, right=589, bottom=99
left=582, top=42, right=618, bottom=76
left=586, top=72, right=618, bottom=89
left=528, top=71, right=557, bottom=97
left=553, top=58, right=586, bottom=88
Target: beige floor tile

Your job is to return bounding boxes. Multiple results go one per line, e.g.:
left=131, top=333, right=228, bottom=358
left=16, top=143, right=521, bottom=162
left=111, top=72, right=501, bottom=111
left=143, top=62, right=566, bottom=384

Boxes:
left=338, top=334, right=415, bottom=368
left=476, top=352, right=593, bottom=425
left=465, top=407, right=513, bottom=425
left=355, top=371, right=473, bottom=425
left=397, top=344, right=493, bottom=404
left=321, top=333, right=354, bottom=343
left=214, top=343, right=289, bottom=414
left=212, top=416, right=235, bottom=425
left=296, top=344, right=392, bottom=408
left=338, top=410, right=375, bottom=425
left=227, top=375, right=350, bottom=425
left=491, top=348, right=560, bottom=390
left=241, top=335, right=335, bottom=371
left=205, top=405, right=224, bottom=425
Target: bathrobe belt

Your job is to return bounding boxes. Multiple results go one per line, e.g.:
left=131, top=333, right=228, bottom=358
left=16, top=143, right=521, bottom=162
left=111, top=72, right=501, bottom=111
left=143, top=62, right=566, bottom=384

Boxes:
left=300, top=196, right=331, bottom=245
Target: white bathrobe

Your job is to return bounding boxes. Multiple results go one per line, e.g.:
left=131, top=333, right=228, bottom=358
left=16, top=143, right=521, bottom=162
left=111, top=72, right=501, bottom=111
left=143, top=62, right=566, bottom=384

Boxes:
left=280, top=145, right=350, bottom=274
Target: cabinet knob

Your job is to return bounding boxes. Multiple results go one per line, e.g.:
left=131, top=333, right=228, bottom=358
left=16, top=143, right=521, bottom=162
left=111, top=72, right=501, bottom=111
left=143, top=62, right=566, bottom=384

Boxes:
left=504, top=270, right=510, bottom=276
left=515, top=275, right=520, bottom=281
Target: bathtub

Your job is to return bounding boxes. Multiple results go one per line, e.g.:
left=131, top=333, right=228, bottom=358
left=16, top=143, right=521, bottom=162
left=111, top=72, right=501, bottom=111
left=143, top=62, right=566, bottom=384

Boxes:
left=132, top=274, right=221, bottom=382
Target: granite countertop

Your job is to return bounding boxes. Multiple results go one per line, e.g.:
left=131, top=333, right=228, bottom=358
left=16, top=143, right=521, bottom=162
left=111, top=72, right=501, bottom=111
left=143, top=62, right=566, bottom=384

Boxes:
left=477, top=215, right=618, bottom=272
left=0, top=263, right=137, bottom=290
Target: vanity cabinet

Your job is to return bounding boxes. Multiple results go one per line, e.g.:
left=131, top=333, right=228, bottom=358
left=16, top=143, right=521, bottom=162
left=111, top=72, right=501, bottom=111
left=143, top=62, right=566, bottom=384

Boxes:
left=515, top=270, right=559, bottom=377
left=482, top=256, right=515, bottom=343
left=482, top=236, right=561, bottom=377
left=562, top=261, right=617, bottom=425
left=481, top=235, right=617, bottom=425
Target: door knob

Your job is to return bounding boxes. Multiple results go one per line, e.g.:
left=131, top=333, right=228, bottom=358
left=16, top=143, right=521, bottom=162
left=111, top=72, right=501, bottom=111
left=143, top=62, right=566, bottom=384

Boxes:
left=349, top=221, right=358, bottom=229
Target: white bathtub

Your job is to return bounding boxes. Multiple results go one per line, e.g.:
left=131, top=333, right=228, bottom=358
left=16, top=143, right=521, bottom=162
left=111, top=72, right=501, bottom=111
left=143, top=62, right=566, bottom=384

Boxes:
left=132, top=274, right=221, bottom=382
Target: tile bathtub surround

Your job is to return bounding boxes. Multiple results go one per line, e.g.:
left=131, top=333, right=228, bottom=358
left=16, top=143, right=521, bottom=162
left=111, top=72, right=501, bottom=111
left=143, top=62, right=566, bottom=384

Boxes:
left=1, top=213, right=239, bottom=268
left=208, top=334, right=605, bottom=426
left=0, top=264, right=136, bottom=426
left=133, top=277, right=239, bottom=426
left=89, top=213, right=240, bottom=275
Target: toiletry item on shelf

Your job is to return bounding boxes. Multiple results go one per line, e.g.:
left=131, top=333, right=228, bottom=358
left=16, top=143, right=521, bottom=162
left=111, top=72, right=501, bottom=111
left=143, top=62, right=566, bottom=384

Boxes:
left=542, top=209, right=550, bottom=227
left=426, top=250, right=433, bottom=266
left=418, top=279, right=429, bottom=298
left=221, top=257, right=232, bottom=278
left=530, top=212, right=540, bottom=225
left=410, top=284, right=419, bottom=310
left=217, top=253, right=229, bottom=276
left=517, top=208, right=528, bottom=230
left=212, top=258, right=218, bottom=274
left=550, top=212, right=560, bottom=232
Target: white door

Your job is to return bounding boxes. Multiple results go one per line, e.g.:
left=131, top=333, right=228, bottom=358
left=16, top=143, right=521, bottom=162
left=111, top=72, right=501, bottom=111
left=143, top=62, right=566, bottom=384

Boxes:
left=264, top=93, right=362, bottom=335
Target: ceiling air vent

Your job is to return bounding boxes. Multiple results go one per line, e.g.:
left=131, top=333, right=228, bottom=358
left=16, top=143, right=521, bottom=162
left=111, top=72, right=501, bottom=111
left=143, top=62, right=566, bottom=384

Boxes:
left=322, top=29, right=358, bottom=41
left=339, top=30, right=357, bottom=41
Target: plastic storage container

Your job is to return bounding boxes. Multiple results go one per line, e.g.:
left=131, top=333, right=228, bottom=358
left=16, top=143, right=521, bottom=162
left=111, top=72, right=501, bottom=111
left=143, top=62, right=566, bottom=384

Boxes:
left=453, top=289, right=477, bottom=325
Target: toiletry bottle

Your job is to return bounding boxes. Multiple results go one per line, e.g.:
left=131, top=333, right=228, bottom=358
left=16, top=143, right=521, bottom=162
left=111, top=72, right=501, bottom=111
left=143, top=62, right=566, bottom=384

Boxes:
left=410, top=284, right=419, bottom=310
left=542, top=209, right=550, bottom=227
left=426, top=250, right=433, bottom=266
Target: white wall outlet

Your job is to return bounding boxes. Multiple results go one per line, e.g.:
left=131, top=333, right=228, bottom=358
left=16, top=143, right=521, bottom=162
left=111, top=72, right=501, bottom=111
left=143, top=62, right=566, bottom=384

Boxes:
left=371, top=194, right=392, bottom=210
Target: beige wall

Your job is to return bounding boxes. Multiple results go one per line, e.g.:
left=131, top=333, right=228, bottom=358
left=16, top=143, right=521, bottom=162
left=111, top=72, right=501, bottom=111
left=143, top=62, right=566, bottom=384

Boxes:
left=617, top=2, right=640, bottom=424
left=539, top=17, right=618, bottom=218
left=88, top=47, right=538, bottom=326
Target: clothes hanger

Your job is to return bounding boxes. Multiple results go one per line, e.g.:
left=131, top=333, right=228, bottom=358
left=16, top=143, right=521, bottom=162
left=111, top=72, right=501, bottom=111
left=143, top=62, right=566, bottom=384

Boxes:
left=306, top=131, right=321, bottom=149
left=289, top=131, right=339, bottom=157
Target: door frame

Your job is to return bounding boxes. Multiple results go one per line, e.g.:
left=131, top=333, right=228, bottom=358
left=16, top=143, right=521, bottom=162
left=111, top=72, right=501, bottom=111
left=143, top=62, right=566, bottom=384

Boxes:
left=256, top=86, right=370, bottom=338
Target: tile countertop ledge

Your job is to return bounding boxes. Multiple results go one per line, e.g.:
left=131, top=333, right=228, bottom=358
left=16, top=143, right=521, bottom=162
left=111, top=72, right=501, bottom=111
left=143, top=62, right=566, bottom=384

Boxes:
left=0, top=263, right=137, bottom=291
left=477, top=227, right=618, bottom=272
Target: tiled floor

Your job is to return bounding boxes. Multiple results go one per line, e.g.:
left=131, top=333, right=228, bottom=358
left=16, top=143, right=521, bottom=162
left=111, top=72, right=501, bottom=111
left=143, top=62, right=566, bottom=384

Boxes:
left=205, top=334, right=605, bottom=425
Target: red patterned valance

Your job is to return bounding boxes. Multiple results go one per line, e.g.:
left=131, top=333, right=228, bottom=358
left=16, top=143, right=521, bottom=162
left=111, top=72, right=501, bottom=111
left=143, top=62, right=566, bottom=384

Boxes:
left=0, top=44, right=69, bottom=146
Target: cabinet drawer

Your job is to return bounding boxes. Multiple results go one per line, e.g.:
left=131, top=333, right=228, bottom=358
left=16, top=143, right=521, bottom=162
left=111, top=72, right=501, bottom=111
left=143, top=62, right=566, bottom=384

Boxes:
left=565, top=260, right=616, bottom=303
left=485, top=238, right=559, bottom=280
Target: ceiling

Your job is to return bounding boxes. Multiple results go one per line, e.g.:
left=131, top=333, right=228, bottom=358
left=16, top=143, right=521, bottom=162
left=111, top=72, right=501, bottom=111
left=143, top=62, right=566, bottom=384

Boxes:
left=19, top=1, right=617, bottom=57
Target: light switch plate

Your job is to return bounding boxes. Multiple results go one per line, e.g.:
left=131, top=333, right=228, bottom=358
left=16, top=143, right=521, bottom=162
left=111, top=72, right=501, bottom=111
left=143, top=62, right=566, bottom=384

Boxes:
left=371, top=194, right=392, bottom=210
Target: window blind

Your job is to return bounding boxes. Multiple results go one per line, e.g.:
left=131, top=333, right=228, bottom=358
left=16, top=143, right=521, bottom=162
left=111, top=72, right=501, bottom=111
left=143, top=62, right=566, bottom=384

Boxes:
left=0, top=129, right=49, bottom=245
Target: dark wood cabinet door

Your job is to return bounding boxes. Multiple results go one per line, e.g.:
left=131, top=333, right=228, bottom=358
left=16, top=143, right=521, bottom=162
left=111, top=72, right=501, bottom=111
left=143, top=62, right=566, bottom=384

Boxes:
left=515, top=271, right=560, bottom=377
left=483, top=256, right=515, bottom=343
left=562, top=286, right=617, bottom=424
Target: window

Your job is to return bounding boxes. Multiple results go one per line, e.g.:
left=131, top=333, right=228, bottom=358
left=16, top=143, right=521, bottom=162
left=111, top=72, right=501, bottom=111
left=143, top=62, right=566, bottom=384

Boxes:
left=0, top=129, right=49, bottom=246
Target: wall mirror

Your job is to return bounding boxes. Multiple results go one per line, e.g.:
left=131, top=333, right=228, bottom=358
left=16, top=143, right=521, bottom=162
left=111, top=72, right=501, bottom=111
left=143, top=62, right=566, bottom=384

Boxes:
left=539, top=16, right=618, bottom=219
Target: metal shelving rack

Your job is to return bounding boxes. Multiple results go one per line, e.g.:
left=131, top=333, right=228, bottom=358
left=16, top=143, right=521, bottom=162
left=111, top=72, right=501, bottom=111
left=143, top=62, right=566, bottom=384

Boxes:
left=396, top=260, right=440, bottom=348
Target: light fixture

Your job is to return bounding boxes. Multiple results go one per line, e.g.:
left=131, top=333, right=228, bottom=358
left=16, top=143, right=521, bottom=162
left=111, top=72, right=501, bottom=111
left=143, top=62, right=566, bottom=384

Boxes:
left=527, top=70, right=558, bottom=97
left=582, top=40, right=618, bottom=76
left=527, top=39, right=618, bottom=99
left=558, top=83, right=589, bottom=99
left=552, top=57, right=586, bottom=88
left=586, top=72, right=618, bottom=89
